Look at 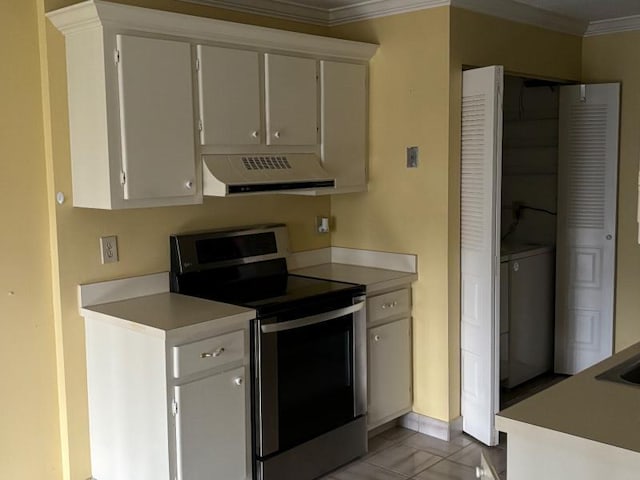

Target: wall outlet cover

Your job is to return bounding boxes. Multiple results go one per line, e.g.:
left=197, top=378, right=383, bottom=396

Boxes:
left=100, top=235, right=119, bottom=264
left=316, top=216, right=330, bottom=234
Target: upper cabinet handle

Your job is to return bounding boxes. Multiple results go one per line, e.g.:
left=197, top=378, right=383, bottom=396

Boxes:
left=251, top=131, right=259, bottom=138
left=185, top=180, right=194, bottom=190
left=273, top=131, right=281, bottom=139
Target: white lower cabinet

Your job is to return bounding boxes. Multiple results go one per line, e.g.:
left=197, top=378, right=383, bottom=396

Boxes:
left=82, top=308, right=252, bottom=480
left=366, top=287, right=413, bottom=429
left=175, top=367, right=247, bottom=480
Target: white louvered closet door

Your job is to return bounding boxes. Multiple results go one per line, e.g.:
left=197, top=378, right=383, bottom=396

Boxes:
left=460, top=66, right=503, bottom=447
left=555, top=84, right=620, bottom=375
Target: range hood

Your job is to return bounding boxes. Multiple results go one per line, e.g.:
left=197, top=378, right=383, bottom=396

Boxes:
left=202, top=154, right=335, bottom=196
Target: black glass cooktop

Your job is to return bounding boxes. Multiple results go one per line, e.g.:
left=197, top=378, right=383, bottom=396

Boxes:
left=190, top=274, right=362, bottom=313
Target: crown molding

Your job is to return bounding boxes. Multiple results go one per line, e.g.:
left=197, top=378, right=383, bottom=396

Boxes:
left=130, top=0, right=640, bottom=36
left=585, top=14, right=640, bottom=37
left=329, top=0, right=448, bottom=26
left=48, top=0, right=377, bottom=61
left=180, top=0, right=329, bottom=26
left=451, top=0, right=587, bottom=35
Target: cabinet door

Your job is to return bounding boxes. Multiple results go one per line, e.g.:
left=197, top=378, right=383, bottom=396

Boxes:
left=116, top=34, right=196, bottom=200
left=320, top=61, right=367, bottom=190
left=174, top=367, right=248, bottom=480
left=368, top=317, right=412, bottom=428
left=197, top=45, right=261, bottom=146
left=265, top=54, right=317, bottom=146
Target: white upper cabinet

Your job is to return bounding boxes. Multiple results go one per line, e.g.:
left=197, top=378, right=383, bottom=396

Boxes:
left=48, top=0, right=377, bottom=208
left=197, top=45, right=261, bottom=146
left=321, top=61, right=367, bottom=192
left=265, top=54, right=318, bottom=146
left=117, top=35, right=197, bottom=201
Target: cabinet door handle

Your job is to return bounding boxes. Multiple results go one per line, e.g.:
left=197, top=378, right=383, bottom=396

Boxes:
left=374, top=335, right=381, bottom=342
left=381, top=301, right=398, bottom=309
left=273, top=131, right=281, bottom=139
left=251, top=130, right=259, bottom=138
left=201, top=347, right=224, bottom=358
left=185, top=180, right=194, bottom=190
left=233, top=376, right=243, bottom=386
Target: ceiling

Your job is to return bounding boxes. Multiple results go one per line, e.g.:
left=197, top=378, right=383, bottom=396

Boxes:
left=182, top=0, right=640, bottom=34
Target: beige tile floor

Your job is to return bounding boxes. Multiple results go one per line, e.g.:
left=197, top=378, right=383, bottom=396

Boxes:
left=321, top=427, right=507, bottom=480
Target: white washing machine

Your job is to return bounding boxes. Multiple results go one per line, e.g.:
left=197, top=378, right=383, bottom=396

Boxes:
left=500, top=245, right=555, bottom=388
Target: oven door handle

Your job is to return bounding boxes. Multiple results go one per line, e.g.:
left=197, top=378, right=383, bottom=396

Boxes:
left=260, top=301, right=365, bottom=333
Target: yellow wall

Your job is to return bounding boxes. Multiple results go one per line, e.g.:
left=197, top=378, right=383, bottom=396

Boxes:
left=0, top=1, right=62, bottom=479
left=330, top=7, right=584, bottom=423
left=582, top=32, right=640, bottom=352
left=13, top=0, right=639, bottom=476
left=330, top=7, right=453, bottom=421
left=39, top=1, right=332, bottom=477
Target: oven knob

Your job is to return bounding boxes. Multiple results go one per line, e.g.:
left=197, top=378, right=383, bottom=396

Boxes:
left=233, top=377, right=244, bottom=386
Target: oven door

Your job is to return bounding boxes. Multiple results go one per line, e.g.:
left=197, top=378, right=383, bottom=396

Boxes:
left=254, top=296, right=366, bottom=458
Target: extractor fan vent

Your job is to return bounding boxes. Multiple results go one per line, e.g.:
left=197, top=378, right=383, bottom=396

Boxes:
left=242, top=156, right=292, bottom=170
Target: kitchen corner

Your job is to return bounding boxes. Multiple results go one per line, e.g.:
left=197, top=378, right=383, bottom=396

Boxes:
left=78, top=226, right=418, bottom=480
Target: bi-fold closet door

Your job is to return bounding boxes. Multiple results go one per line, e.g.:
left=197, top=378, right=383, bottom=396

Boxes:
left=460, top=66, right=619, bottom=446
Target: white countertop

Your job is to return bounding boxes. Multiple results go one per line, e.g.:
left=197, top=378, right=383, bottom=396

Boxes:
left=291, top=263, right=417, bottom=294
left=497, top=341, right=640, bottom=453
left=81, top=292, right=255, bottom=335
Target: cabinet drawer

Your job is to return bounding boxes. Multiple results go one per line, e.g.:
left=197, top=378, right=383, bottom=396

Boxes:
left=173, top=330, right=244, bottom=378
left=367, top=288, right=411, bottom=324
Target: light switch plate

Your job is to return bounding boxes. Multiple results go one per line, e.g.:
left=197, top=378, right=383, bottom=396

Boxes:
left=100, top=235, right=119, bottom=264
left=407, top=146, right=419, bottom=168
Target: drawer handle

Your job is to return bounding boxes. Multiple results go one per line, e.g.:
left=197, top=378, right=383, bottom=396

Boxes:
left=233, top=377, right=243, bottom=386
left=201, top=347, right=225, bottom=359
left=381, top=301, right=398, bottom=310
left=374, top=335, right=381, bottom=342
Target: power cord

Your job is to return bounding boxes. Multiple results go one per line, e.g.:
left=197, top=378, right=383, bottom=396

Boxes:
left=501, top=202, right=556, bottom=241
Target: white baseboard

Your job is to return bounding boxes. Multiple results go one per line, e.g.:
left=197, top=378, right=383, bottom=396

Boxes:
left=399, top=412, right=463, bottom=442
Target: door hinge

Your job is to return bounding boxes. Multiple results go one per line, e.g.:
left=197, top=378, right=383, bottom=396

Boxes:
left=120, top=170, right=126, bottom=186
left=195, top=57, right=200, bottom=72
left=580, top=84, right=587, bottom=102
left=114, top=49, right=120, bottom=65
left=172, top=398, right=178, bottom=417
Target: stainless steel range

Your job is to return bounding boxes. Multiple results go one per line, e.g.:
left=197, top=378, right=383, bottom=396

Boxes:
left=169, top=224, right=367, bottom=480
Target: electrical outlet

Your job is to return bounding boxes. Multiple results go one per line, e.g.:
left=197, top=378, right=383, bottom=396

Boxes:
left=316, top=216, right=330, bottom=234
left=100, top=235, right=119, bottom=264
